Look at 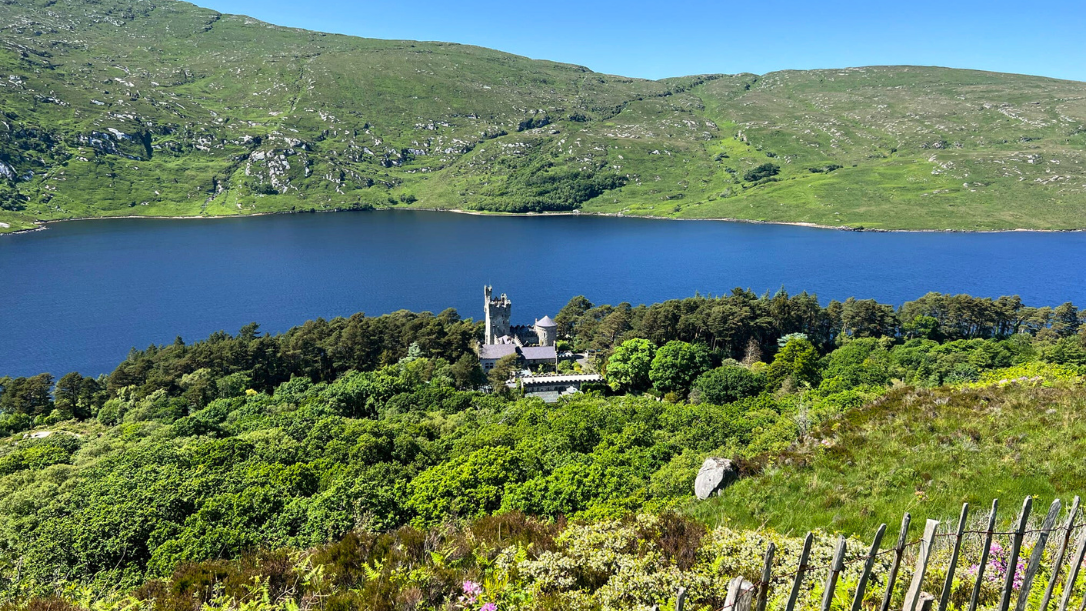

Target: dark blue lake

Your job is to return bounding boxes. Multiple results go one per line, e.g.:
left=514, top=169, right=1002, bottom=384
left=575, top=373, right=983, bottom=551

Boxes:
left=2, top=210, right=1085, bottom=377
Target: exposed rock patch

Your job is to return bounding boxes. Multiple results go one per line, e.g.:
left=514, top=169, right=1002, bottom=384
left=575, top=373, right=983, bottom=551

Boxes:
left=694, top=457, right=737, bottom=499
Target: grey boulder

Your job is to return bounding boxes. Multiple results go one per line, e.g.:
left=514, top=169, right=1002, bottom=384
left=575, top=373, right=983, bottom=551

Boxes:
left=694, top=457, right=737, bottom=499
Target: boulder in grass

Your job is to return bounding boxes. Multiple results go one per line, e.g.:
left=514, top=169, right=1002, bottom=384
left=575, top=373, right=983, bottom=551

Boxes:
left=694, top=457, right=737, bottom=499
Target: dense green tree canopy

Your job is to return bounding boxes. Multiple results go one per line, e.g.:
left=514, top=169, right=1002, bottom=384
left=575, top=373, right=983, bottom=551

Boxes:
left=605, top=338, right=656, bottom=393
left=649, top=341, right=713, bottom=395
left=692, top=366, right=766, bottom=405
left=766, top=336, right=822, bottom=389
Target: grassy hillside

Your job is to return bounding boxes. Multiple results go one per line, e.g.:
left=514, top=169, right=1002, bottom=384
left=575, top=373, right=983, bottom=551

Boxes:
left=691, top=379, right=1086, bottom=535
left=1, top=0, right=1085, bottom=232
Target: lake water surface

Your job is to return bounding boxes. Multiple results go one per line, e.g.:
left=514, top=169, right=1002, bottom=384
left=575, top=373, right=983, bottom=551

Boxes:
left=2, top=211, right=1085, bottom=377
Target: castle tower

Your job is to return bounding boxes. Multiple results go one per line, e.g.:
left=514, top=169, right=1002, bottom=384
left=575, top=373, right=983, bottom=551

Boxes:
left=534, top=315, right=557, bottom=347
left=484, top=285, right=511, bottom=344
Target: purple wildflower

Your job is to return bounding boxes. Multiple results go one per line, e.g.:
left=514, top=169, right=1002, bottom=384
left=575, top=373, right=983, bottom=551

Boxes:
left=978, top=542, right=1026, bottom=589
left=460, top=580, right=482, bottom=605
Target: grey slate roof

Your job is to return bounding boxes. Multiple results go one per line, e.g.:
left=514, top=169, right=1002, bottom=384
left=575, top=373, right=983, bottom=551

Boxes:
left=534, top=315, right=557, bottom=328
left=519, top=346, right=557, bottom=361
left=478, top=344, right=518, bottom=360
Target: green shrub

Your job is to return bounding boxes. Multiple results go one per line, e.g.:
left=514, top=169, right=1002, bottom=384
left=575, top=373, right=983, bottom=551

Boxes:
left=691, top=366, right=766, bottom=405
left=967, top=361, right=1083, bottom=387
left=408, top=446, right=526, bottom=525
left=743, top=162, right=779, bottom=182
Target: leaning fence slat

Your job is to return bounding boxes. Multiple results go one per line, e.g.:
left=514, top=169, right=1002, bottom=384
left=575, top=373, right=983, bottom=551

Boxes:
left=821, top=535, right=848, bottom=611
left=1015, top=498, right=1063, bottom=611
left=998, top=496, right=1034, bottom=611
left=938, top=503, right=970, bottom=611
left=676, top=586, right=688, bottom=611
left=903, top=519, right=940, bottom=611
left=1057, top=523, right=1086, bottom=611
left=880, top=513, right=913, bottom=611
left=1042, top=496, right=1081, bottom=611
left=969, top=499, right=999, bottom=611
left=786, top=533, right=814, bottom=611
left=851, top=523, right=888, bottom=611
left=756, top=542, right=775, bottom=611
left=919, top=593, right=936, bottom=611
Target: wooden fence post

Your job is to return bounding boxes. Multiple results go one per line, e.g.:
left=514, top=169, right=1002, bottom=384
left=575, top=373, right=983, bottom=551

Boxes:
left=851, top=523, right=888, bottom=611
left=1057, top=522, right=1086, bottom=611
left=726, top=577, right=756, bottom=611
left=821, top=535, right=848, bottom=611
left=903, top=519, right=940, bottom=611
left=676, top=586, right=688, bottom=611
left=968, top=499, right=999, bottom=611
left=756, top=542, right=775, bottom=611
left=785, top=533, right=814, bottom=611
left=1042, top=496, right=1081, bottom=611
left=998, top=496, right=1033, bottom=611
left=881, top=513, right=913, bottom=611
left=1015, top=498, right=1063, bottom=611
left=938, top=503, right=970, bottom=611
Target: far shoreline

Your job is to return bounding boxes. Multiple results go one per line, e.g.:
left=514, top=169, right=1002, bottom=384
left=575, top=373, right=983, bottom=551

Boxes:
left=3, top=206, right=1086, bottom=237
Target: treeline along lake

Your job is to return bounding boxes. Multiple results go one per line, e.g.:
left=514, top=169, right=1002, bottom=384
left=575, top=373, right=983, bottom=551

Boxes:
left=2, top=210, right=1085, bottom=377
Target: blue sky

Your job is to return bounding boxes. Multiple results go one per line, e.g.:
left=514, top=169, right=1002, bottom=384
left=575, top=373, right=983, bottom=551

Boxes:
left=200, top=0, right=1085, bottom=82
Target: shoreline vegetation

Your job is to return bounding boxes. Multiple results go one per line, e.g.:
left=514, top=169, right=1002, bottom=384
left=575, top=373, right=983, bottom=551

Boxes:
left=5, top=206, right=1086, bottom=238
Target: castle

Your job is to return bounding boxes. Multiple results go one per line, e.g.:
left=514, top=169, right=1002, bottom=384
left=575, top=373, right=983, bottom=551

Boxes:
left=478, top=286, right=557, bottom=371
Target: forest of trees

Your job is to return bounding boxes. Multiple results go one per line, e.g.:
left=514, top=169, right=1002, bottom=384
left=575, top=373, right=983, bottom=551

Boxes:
left=475, top=159, right=629, bottom=213
left=555, top=289, right=1083, bottom=355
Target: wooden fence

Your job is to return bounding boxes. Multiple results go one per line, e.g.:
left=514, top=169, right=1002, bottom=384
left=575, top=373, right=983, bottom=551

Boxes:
left=667, top=496, right=1086, bottom=611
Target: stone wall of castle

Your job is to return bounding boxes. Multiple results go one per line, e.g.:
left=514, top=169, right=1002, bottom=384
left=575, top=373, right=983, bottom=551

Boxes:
left=484, top=285, right=511, bottom=344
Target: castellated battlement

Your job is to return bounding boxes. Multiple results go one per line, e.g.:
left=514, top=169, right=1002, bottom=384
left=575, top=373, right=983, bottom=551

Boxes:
left=484, top=285, right=512, bottom=344
left=480, top=287, right=560, bottom=371
left=478, top=287, right=600, bottom=401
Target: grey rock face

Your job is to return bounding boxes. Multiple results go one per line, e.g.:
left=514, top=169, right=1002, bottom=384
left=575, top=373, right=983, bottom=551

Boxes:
left=694, top=457, right=737, bottom=500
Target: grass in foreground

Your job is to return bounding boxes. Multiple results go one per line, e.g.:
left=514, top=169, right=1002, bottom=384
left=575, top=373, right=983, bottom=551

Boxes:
left=690, top=380, right=1086, bottom=535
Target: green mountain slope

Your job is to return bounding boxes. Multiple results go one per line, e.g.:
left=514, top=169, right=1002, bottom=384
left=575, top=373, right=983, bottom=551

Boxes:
left=1, top=0, right=1085, bottom=232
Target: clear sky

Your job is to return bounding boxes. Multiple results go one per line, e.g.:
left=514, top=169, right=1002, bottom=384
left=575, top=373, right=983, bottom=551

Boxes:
left=198, top=0, right=1085, bottom=82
